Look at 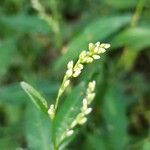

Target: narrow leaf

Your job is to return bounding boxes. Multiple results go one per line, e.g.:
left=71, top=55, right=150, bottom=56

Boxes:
left=25, top=103, right=52, bottom=150
left=20, top=81, right=48, bottom=113
left=102, top=84, right=128, bottom=150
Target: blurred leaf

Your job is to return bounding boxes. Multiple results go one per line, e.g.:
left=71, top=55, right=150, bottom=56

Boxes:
left=0, top=137, right=19, bottom=150
left=143, top=138, right=150, bottom=150
left=102, top=83, right=128, bottom=150
left=85, top=134, right=109, bottom=150
left=54, top=83, right=86, bottom=145
left=112, top=27, right=150, bottom=49
left=0, top=14, right=51, bottom=34
left=54, top=15, right=131, bottom=71
left=20, top=81, right=48, bottom=113
left=112, top=27, right=150, bottom=71
left=25, top=103, right=52, bottom=150
left=0, top=38, right=16, bottom=76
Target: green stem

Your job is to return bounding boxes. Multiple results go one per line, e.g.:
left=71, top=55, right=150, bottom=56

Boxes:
left=131, top=0, right=145, bottom=27
left=52, top=119, right=58, bottom=150
left=49, top=0, right=62, bottom=49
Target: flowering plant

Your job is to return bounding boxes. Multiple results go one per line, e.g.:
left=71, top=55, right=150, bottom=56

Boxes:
left=21, top=42, right=110, bottom=150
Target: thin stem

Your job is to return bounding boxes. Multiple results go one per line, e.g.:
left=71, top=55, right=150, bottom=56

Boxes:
left=131, top=0, right=145, bottom=27
left=54, top=76, right=67, bottom=111
left=49, top=0, right=62, bottom=48
left=32, top=0, right=62, bottom=49
left=52, top=120, right=58, bottom=150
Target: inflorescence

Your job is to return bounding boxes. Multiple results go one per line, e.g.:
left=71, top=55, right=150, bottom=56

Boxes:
left=48, top=42, right=110, bottom=120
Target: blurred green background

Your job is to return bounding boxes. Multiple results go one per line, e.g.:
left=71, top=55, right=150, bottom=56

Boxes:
left=0, top=0, right=150, bottom=149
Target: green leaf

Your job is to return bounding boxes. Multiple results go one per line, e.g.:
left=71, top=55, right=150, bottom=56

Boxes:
left=0, top=137, right=19, bottom=150
left=0, top=14, right=51, bottom=34
left=54, top=83, right=86, bottom=145
left=112, top=27, right=150, bottom=71
left=0, top=80, right=58, bottom=105
left=0, top=38, right=16, bottom=76
left=25, top=103, right=52, bottom=150
left=85, top=134, right=110, bottom=150
left=54, top=15, right=131, bottom=71
left=20, top=81, right=48, bottom=113
left=111, top=27, right=150, bottom=49
left=102, top=84, right=128, bottom=150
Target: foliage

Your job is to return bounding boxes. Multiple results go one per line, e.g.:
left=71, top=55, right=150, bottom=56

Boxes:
left=0, top=0, right=150, bottom=150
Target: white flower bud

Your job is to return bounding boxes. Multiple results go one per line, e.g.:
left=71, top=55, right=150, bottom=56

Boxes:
left=78, top=117, right=87, bottom=125
left=71, top=120, right=77, bottom=128
left=87, top=93, right=95, bottom=104
left=78, top=64, right=84, bottom=70
left=48, top=104, right=55, bottom=119
left=85, top=108, right=92, bottom=115
left=66, top=69, right=73, bottom=77
left=98, top=48, right=106, bottom=53
left=94, top=46, right=99, bottom=53
left=95, top=42, right=100, bottom=47
left=103, top=43, right=111, bottom=49
left=83, top=98, right=87, bottom=106
left=89, top=43, right=95, bottom=51
left=64, top=80, right=70, bottom=88
left=88, top=81, right=96, bottom=92
left=66, top=130, right=74, bottom=137
left=82, top=98, right=87, bottom=111
left=86, top=57, right=93, bottom=63
left=92, top=55, right=100, bottom=60
left=73, top=69, right=81, bottom=77
left=79, top=51, right=87, bottom=59
left=67, top=60, right=73, bottom=69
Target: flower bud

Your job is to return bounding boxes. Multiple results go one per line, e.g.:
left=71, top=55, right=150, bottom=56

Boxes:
left=93, top=55, right=100, bottom=60
left=64, top=80, right=70, bottom=88
left=73, top=69, right=81, bottom=77
left=67, top=60, right=73, bottom=69
left=89, top=43, right=95, bottom=51
left=85, top=107, right=92, bottom=115
left=66, top=69, right=73, bottom=77
left=86, top=57, right=93, bottom=63
left=78, top=117, right=87, bottom=125
left=66, top=130, right=74, bottom=137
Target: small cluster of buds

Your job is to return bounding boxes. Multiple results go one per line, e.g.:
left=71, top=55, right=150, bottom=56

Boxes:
left=60, top=81, right=96, bottom=141
left=65, top=42, right=110, bottom=78
left=71, top=81, right=96, bottom=128
left=48, top=104, right=55, bottom=119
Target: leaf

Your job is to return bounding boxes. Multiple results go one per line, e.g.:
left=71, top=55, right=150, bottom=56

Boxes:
left=0, top=38, right=16, bottom=76
left=0, top=80, right=59, bottom=106
left=111, top=27, right=150, bottom=49
left=0, top=137, right=19, bottom=150
left=25, top=103, right=53, bottom=150
left=102, top=83, right=128, bottom=150
left=20, top=81, right=48, bottom=113
left=85, top=134, right=110, bottom=150
left=0, top=14, right=51, bottom=34
left=54, top=83, right=86, bottom=145
left=54, top=15, right=131, bottom=71
left=111, top=27, right=150, bottom=71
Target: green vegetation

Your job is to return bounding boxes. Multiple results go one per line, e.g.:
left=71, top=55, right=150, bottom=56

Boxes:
left=0, top=0, right=150, bottom=150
